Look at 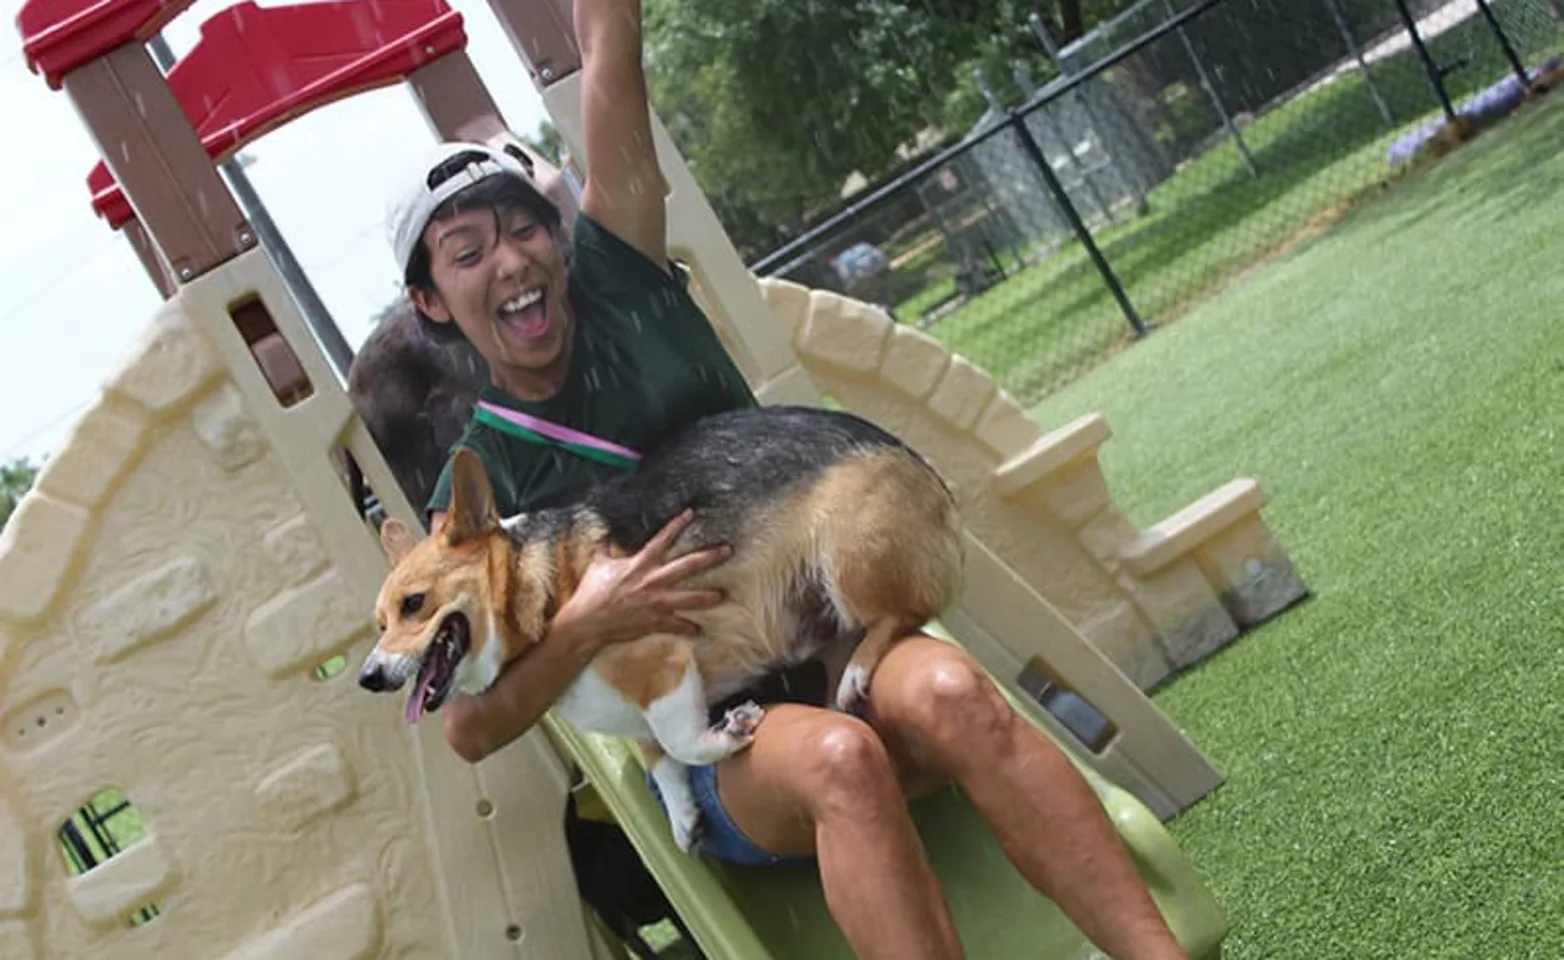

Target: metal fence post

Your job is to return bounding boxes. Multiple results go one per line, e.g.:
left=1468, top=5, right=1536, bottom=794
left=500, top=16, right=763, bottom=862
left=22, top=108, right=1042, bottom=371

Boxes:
left=1008, top=110, right=1148, bottom=338
left=1163, top=0, right=1259, bottom=179
left=1472, top=0, right=1535, bottom=88
left=1026, top=13, right=1155, bottom=216
left=1322, top=0, right=1395, bottom=126
left=1392, top=0, right=1459, bottom=122
left=994, top=66, right=1113, bottom=226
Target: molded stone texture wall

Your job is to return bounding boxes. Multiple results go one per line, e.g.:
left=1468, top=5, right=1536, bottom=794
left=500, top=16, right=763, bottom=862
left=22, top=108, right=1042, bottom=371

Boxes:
left=758, top=280, right=1307, bottom=692
left=0, top=252, right=610, bottom=960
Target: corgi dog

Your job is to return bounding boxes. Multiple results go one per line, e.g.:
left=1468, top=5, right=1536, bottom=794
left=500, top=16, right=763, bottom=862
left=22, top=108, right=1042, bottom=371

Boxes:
left=358, top=404, right=964, bottom=851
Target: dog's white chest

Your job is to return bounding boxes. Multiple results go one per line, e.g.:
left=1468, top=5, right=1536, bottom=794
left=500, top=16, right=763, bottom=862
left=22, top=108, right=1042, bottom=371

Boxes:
left=556, top=665, right=651, bottom=738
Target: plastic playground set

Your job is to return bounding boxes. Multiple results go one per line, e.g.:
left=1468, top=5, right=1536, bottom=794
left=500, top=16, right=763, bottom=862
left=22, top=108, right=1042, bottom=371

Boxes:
left=2, top=0, right=1321, bottom=956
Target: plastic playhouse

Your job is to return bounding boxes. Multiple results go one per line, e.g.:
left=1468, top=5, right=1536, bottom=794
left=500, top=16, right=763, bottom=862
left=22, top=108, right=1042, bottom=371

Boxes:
left=2, top=0, right=1312, bottom=956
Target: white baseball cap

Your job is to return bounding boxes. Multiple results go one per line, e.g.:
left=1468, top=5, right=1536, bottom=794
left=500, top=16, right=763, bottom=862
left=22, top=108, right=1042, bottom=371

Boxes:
left=385, top=139, right=556, bottom=278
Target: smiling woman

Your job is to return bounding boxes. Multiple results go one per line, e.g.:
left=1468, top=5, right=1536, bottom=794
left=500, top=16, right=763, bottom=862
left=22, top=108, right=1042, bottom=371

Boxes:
left=382, top=0, right=762, bottom=760
left=391, top=142, right=758, bottom=521
left=395, top=151, right=575, bottom=397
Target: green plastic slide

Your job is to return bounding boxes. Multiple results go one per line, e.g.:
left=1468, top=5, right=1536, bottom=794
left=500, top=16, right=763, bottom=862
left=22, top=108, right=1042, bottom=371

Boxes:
left=546, top=671, right=1227, bottom=958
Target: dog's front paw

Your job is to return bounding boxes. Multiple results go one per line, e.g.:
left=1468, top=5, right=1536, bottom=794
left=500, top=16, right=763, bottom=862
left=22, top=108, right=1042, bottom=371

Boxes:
left=834, top=664, right=871, bottom=716
left=673, top=702, right=768, bottom=766
left=670, top=807, right=705, bottom=854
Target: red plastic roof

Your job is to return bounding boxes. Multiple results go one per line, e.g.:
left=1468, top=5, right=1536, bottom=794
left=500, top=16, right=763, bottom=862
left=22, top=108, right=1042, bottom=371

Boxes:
left=62, top=0, right=465, bottom=227
left=18, top=0, right=193, bottom=89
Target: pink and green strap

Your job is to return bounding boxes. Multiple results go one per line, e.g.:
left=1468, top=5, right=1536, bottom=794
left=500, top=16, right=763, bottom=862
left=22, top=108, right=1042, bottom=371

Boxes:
left=474, top=400, right=643, bottom=472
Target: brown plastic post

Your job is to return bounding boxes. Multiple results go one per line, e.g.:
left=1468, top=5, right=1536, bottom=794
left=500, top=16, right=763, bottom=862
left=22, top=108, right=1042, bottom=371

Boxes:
left=407, top=51, right=512, bottom=143
left=122, top=217, right=178, bottom=299
left=485, top=0, right=581, bottom=84
left=405, top=49, right=583, bottom=227
left=60, top=43, right=252, bottom=283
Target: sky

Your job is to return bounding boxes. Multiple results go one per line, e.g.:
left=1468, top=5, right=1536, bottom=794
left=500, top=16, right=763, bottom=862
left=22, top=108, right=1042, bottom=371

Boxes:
left=0, top=0, right=556, bottom=464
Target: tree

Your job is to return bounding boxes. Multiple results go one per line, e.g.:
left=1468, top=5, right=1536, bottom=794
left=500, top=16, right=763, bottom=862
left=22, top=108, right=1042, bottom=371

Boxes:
left=0, top=457, right=39, bottom=531
left=640, top=0, right=1140, bottom=258
left=520, top=119, right=567, bottom=168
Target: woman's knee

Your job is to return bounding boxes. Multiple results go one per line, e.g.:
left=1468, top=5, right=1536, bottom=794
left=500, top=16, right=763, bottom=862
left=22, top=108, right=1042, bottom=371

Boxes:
left=794, top=714, right=903, bottom=815
left=878, top=646, right=1016, bottom=757
left=711, top=707, right=906, bottom=856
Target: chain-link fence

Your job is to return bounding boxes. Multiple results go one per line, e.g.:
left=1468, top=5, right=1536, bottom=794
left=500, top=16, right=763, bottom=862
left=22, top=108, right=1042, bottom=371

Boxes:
left=750, top=0, right=1564, bottom=408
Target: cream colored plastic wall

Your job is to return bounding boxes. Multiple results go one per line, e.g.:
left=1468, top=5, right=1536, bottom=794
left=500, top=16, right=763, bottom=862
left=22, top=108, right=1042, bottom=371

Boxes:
left=0, top=247, right=620, bottom=959
left=758, top=283, right=1309, bottom=694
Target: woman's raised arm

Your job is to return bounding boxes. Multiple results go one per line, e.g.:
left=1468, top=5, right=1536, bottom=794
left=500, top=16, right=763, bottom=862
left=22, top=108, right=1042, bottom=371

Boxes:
left=574, top=0, right=669, bottom=268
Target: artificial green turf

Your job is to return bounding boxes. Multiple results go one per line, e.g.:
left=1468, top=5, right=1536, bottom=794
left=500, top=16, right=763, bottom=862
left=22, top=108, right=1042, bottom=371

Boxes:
left=1031, top=88, right=1564, bottom=959
left=917, top=3, right=1562, bottom=407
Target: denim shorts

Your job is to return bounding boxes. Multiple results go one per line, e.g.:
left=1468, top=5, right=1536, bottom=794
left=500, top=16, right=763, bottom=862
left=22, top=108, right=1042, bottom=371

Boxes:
left=648, top=662, right=827, bottom=867
left=645, top=764, right=815, bottom=868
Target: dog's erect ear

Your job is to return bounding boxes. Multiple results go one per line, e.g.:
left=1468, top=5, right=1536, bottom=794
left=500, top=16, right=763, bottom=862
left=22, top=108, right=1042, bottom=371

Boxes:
left=444, top=447, right=499, bottom=545
left=379, top=518, right=421, bottom=565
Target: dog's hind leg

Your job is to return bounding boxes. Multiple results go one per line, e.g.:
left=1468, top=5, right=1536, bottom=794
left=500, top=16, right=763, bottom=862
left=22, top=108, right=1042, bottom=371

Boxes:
left=641, top=646, right=765, bottom=768
left=639, top=741, right=705, bottom=853
left=834, top=618, right=919, bottom=716
left=812, top=451, right=964, bottom=714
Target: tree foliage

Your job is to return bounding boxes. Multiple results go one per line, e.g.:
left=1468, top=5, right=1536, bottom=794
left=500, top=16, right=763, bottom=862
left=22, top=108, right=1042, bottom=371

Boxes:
left=641, top=0, right=1138, bottom=258
left=0, top=457, right=39, bottom=532
left=519, top=119, right=567, bottom=168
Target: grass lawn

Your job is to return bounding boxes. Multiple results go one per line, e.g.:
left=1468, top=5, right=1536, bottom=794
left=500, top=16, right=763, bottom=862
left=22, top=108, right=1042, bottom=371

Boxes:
left=1031, top=80, right=1564, bottom=959
left=917, top=5, right=1562, bottom=407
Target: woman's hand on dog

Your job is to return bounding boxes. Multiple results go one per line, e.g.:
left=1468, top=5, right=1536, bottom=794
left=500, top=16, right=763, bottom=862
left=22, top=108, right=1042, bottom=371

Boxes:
left=439, top=512, right=727, bottom=764
left=554, top=509, right=731, bottom=652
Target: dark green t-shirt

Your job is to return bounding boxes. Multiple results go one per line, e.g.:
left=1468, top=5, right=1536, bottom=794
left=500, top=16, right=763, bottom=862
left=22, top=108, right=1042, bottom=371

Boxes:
left=426, top=210, right=757, bottom=518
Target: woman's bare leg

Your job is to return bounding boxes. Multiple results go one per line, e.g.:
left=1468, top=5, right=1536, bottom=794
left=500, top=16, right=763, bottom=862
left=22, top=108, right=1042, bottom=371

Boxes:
left=713, top=704, right=964, bottom=960
left=863, top=635, right=1188, bottom=960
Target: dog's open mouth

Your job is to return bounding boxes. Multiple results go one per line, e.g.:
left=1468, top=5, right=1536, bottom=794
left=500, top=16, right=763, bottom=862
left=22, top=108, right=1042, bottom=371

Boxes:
left=405, top=612, right=471, bottom=725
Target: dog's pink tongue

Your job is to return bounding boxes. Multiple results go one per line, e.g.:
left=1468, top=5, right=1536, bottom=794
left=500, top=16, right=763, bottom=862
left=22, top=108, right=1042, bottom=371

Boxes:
left=405, top=672, right=433, bottom=725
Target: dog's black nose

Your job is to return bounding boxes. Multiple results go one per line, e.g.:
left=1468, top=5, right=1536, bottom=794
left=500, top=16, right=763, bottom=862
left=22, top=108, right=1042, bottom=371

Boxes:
left=359, top=663, right=391, bottom=692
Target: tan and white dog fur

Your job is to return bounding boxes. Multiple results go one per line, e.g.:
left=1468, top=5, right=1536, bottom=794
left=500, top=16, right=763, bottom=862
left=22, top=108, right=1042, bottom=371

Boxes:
left=359, top=404, right=964, bottom=851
